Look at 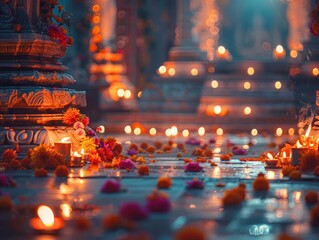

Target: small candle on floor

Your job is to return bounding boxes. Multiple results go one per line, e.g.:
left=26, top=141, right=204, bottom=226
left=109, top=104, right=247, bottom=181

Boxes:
left=30, top=205, right=64, bottom=233
left=54, top=137, right=71, bottom=162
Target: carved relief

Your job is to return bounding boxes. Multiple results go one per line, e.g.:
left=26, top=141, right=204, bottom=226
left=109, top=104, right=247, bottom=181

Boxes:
left=2, top=88, right=86, bottom=109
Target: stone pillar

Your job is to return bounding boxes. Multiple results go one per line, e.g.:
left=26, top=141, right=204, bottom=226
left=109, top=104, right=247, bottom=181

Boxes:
left=169, top=0, right=203, bottom=60
left=0, top=1, right=86, bottom=155
left=140, top=0, right=206, bottom=113
left=89, top=0, right=138, bottom=115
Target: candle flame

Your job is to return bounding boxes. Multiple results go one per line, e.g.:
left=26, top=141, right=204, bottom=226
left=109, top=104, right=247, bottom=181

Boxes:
left=267, top=153, right=273, bottom=159
left=305, top=124, right=312, bottom=137
left=73, top=151, right=81, bottom=157
left=283, top=151, right=287, bottom=158
left=60, top=203, right=72, bottom=218
left=296, top=140, right=303, bottom=148
left=80, top=148, right=85, bottom=155
left=61, top=137, right=71, bottom=143
left=37, top=205, right=54, bottom=227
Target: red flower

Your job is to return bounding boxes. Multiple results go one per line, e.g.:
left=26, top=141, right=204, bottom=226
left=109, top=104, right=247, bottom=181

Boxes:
left=81, top=116, right=89, bottom=127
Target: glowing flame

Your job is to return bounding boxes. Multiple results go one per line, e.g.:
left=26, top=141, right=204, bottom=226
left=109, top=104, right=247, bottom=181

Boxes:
left=80, top=148, right=85, bottom=155
left=296, top=140, right=303, bottom=148
left=305, top=124, right=312, bottom=137
left=60, top=203, right=72, bottom=218
left=73, top=151, right=81, bottom=157
left=267, top=153, right=273, bottom=160
left=61, top=137, right=70, bottom=143
left=37, top=205, right=54, bottom=227
left=282, top=151, right=286, bottom=158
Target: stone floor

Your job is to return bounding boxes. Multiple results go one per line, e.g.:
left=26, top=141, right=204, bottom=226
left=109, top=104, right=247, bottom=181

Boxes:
left=1, top=134, right=319, bottom=240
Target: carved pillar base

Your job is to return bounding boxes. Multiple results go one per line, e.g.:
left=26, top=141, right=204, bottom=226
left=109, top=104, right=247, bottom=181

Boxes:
left=0, top=126, right=83, bottom=157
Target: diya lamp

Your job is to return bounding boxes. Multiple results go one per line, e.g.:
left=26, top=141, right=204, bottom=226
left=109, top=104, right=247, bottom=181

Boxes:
left=81, top=148, right=89, bottom=163
left=54, top=137, right=71, bottom=162
left=273, top=45, right=286, bottom=60
left=70, top=151, right=83, bottom=167
left=279, top=151, right=291, bottom=167
left=291, top=124, right=312, bottom=166
left=30, top=205, right=64, bottom=233
left=265, top=153, right=278, bottom=168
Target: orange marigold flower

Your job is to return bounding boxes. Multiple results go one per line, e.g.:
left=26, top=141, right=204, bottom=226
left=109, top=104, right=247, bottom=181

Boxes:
left=31, top=144, right=65, bottom=170
left=162, top=145, right=171, bottom=152
left=102, top=214, right=122, bottom=230
left=174, top=224, right=205, bottom=240
left=140, top=142, right=148, bottom=150
left=282, top=166, right=295, bottom=177
left=289, top=170, right=302, bottom=180
left=54, top=165, right=69, bottom=177
left=146, top=146, right=155, bottom=153
left=305, top=191, right=318, bottom=205
left=196, top=157, right=206, bottom=163
left=63, top=108, right=81, bottom=125
left=177, top=152, right=183, bottom=158
left=8, top=159, right=23, bottom=170
left=137, top=165, right=150, bottom=176
left=300, top=150, right=319, bottom=172
left=157, top=177, right=172, bottom=189
left=74, top=216, right=91, bottom=231
left=58, top=5, right=64, bottom=11
left=89, top=153, right=101, bottom=165
left=183, top=158, right=193, bottom=163
left=34, top=168, right=48, bottom=177
left=222, top=189, right=243, bottom=207
left=1, top=149, right=17, bottom=163
left=253, top=176, right=270, bottom=191
left=80, top=137, right=98, bottom=155
left=154, top=141, right=162, bottom=149
left=21, top=158, right=31, bottom=169
left=220, top=154, right=231, bottom=161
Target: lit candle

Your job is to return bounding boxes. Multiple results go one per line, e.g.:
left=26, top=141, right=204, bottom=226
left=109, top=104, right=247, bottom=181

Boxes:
left=54, top=137, right=71, bottom=162
left=291, top=140, right=308, bottom=166
left=30, top=205, right=64, bottom=233
left=279, top=151, right=291, bottom=167
left=273, top=45, right=286, bottom=60
left=81, top=148, right=89, bottom=163
left=71, top=151, right=83, bottom=167
left=265, top=153, right=278, bottom=168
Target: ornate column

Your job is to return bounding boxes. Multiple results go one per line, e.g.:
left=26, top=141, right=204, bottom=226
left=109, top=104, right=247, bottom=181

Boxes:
left=0, top=1, right=86, bottom=155
left=89, top=0, right=138, bottom=115
left=140, top=0, right=206, bottom=113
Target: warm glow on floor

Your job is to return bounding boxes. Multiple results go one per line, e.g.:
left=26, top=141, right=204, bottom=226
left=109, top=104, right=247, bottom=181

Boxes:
left=276, top=45, right=284, bottom=53
left=244, top=106, right=251, bottom=115
left=93, top=16, right=100, bottom=24
left=168, top=68, right=175, bottom=76
left=165, top=128, right=172, bottom=137
left=134, top=128, right=141, bottom=135
left=276, top=128, right=283, bottom=136
left=171, top=126, right=178, bottom=136
left=149, top=128, right=156, bottom=136
left=124, top=90, right=131, bottom=98
left=247, top=67, right=254, bottom=76
left=288, top=128, right=295, bottom=136
left=244, top=81, right=251, bottom=90
left=182, top=129, right=189, bottom=137
left=214, top=105, right=222, bottom=115
left=158, top=65, right=166, bottom=74
left=251, top=128, right=258, bottom=136
left=198, top=127, right=205, bottom=136
left=290, top=50, right=298, bottom=58
left=312, top=67, right=319, bottom=76
left=211, top=80, right=219, bottom=88
left=124, top=125, right=132, bottom=134
left=117, top=89, right=125, bottom=97
left=216, top=128, right=223, bottom=135
left=217, top=46, right=226, bottom=54
left=275, top=81, right=282, bottom=89
left=191, top=68, right=198, bottom=76
left=138, top=91, right=142, bottom=98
